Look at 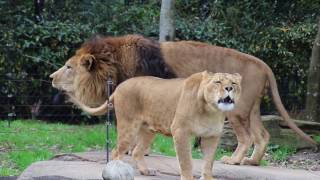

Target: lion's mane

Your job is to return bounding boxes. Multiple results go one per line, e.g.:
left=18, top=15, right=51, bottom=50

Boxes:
left=73, top=35, right=176, bottom=106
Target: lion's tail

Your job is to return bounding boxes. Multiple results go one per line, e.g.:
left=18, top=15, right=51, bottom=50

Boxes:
left=68, top=93, right=114, bottom=116
left=266, top=66, right=318, bottom=147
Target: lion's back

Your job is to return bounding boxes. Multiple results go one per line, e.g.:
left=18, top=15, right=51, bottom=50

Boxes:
left=160, top=41, right=266, bottom=79
left=113, top=76, right=184, bottom=114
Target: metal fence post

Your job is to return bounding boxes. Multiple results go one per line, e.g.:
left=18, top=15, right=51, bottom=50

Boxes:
left=34, top=0, right=44, bottom=22
left=7, top=93, right=16, bottom=127
left=106, top=76, right=113, bottom=163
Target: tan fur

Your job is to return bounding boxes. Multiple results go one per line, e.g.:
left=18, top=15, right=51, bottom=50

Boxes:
left=50, top=35, right=150, bottom=107
left=161, top=41, right=318, bottom=165
left=107, top=72, right=241, bottom=180
left=50, top=54, right=108, bottom=107
left=50, top=35, right=318, bottom=166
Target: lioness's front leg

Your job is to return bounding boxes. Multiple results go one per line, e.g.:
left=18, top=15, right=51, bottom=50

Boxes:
left=172, top=128, right=194, bottom=180
left=200, top=136, right=220, bottom=180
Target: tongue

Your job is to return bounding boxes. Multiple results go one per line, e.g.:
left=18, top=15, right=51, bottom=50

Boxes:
left=224, top=96, right=231, bottom=103
left=219, top=96, right=233, bottom=104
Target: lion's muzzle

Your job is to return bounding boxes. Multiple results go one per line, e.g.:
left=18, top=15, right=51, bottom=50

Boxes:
left=49, top=73, right=59, bottom=89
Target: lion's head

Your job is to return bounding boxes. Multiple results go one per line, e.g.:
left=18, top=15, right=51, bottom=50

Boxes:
left=200, top=71, right=242, bottom=112
left=50, top=35, right=175, bottom=107
left=49, top=53, right=110, bottom=107
left=49, top=36, right=120, bottom=107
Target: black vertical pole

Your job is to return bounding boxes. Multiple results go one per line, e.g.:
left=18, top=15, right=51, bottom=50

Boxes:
left=106, top=76, right=113, bottom=163
left=7, top=94, right=16, bottom=128
left=34, top=0, right=45, bottom=22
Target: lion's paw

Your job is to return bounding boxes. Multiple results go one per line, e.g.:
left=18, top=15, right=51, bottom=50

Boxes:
left=221, top=156, right=240, bottom=165
left=181, top=177, right=196, bottom=180
left=240, top=157, right=259, bottom=166
left=199, top=176, right=216, bottom=180
left=140, top=168, right=158, bottom=176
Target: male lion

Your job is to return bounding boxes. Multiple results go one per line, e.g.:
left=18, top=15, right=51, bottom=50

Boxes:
left=50, top=34, right=318, bottom=166
left=104, top=71, right=242, bottom=180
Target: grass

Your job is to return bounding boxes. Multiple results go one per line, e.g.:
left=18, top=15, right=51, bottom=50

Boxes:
left=152, top=136, right=205, bottom=158
left=264, top=134, right=320, bottom=164
left=314, top=135, right=320, bottom=143
left=267, top=144, right=296, bottom=162
left=2, top=120, right=315, bottom=176
left=0, top=120, right=233, bottom=176
left=0, top=120, right=114, bottom=176
left=152, top=135, right=232, bottom=159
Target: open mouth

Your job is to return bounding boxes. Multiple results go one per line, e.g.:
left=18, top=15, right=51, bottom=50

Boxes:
left=217, top=96, right=235, bottom=111
left=218, top=96, right=234, bottom=104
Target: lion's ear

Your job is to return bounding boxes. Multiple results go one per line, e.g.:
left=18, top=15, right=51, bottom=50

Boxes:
left=201, top=70, right=209, bottom=79
left=81, top=55, right=95, bottom=71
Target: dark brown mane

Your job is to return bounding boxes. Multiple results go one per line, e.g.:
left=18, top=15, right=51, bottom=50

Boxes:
left=79, top=35, right=116, bottom=55
left=133, top=36, right=176, bottom=79
left=78, top=34, right=176, bottom=84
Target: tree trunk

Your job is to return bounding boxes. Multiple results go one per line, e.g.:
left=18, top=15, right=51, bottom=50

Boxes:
left=159, top=0, right=175, bottom=42
left=305, top=18, right=320, bottom=122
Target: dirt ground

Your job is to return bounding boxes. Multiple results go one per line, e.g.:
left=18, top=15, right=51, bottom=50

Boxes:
left=265, top=149, right=320, bottom=171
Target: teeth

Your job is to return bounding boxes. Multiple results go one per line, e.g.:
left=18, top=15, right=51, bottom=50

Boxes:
left=218, top=97, right=234, bottom=104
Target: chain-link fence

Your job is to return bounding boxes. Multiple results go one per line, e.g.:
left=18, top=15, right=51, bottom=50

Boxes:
left=0, top=74, right=309, bottom=125
left=0, top=75, right=102, bottom=125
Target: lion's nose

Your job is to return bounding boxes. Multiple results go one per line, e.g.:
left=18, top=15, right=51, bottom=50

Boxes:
left=225, top=86, right=233, bottom=92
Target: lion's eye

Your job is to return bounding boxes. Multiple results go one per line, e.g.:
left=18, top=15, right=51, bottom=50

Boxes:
left=66, top=65, right=72, bottom=69
left=232, top=82, right=237, bottom=85
left=214, top=81, right=221, bottom=84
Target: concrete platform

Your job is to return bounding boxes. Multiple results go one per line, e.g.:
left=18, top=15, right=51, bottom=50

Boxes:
left=18, top=151, right=320, bottom=180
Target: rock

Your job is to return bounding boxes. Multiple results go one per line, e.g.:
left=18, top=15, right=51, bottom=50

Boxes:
left=102, top=160, right=135, bottom=180
left=262, top=115, right=320, bottom=131
left=219, top=121, right=237, bottom=149
left=219, top=115, right=319, bottom=149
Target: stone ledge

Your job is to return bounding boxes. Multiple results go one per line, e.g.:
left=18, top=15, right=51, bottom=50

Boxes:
left=220, top=115, right=320, bottom=149
left=18, top=152, right=320, bottom=180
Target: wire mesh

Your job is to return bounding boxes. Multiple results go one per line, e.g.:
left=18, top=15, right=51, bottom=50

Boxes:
left=0, top=76, right=102, bottom=125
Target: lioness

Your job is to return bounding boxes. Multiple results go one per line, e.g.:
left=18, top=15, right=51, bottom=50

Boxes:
left=74, top=71, right=241, bottom=180
left=50, top=35, right=318, bottom=166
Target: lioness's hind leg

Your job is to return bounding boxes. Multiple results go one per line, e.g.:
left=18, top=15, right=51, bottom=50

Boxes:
left=241, top=98, right=270, bottom=166
left=132, top=128, right=157, bottom=176
left=200, top=136, right=220, bottom=180
left=113, top=119, right=140, bottom=160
